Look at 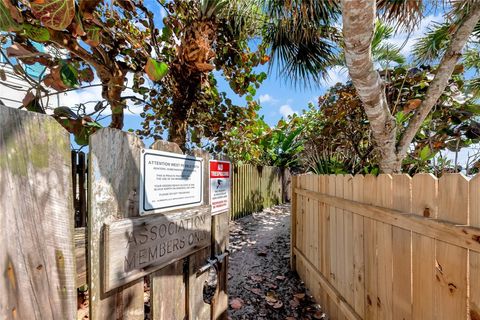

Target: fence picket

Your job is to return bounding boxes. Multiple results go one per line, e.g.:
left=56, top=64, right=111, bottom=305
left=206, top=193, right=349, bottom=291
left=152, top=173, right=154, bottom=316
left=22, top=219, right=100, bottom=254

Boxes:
left=435, top=174, right=469, bottom=320
left=411, top=173, right=437, bottom=320
left=335, top=175, right=347, bottom=320
left=470, top=175, right=480, bottom=320
left=88, top=128, right=145, bottom=319
left=0, top=106, right=76, bottom=319
left=343, top=175, right=355, bottom=312
left=149, top=141, right=186, bottom=320
left=352, top=175, right=365, bottom=318
left=327, top=174, right=339, bottom=319
left=392, top=174, right=412, bottom=320
left=376, top=174, right=393, bottom=320
left=363, top=174, right=378, bottom=320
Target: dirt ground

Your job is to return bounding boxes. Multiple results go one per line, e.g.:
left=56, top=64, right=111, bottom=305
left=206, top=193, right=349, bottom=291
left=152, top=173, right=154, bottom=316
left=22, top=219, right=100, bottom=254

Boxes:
left=228, top=204, right=325, bottom=320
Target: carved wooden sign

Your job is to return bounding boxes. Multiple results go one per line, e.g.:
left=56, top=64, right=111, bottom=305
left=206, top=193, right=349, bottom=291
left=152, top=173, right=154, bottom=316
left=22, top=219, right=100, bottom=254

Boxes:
left=103, top=206, right=211, bottom=292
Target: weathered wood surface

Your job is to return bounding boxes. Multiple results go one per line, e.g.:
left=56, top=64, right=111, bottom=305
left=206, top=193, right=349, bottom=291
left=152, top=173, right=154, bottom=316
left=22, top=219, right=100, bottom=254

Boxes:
left=188, top=148, right=212, bottom=319
left=104, top=206, right=211, bottom=291
left=76, top=227, right=87, bottom=288
left=149, top=140, right=187, bottom=320
left=0, top=106, right=76, bottom=319
left=292, top=173, right=480, bottom=320
left=211, top=211, right=229, bottom=319
left=88, top=128, right=145, bottom=319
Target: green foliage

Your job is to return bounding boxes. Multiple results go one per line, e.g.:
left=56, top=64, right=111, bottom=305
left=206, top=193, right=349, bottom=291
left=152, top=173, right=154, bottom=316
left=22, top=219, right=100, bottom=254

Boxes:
left=30, top=0, right=75, bottom=30
left=145, top=58, right=169, bottom=82
left=263, top=0, right=341, bottom=87
left=59, top=62, right=79, bottom=88
left=286, top=65, right=480, bottom=175
left=0, top=1, right=21, bottom=32
left=413, top=22, right=451, bottom=63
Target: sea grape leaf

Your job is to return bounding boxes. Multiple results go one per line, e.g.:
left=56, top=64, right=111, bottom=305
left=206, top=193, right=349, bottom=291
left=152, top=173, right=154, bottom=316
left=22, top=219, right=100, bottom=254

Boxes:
left=59, top=62, right=79, bottom=88
left=85, top=24, right=101, bottom=47
left=22, top=24, right=50, bottom=42
left=145, top=58, right=168, bottom=81
left=6, top=42, right=34, bottom=58
left=0, top=1, right=21, bottom=31
left=31, top=0, right=75, bottom=31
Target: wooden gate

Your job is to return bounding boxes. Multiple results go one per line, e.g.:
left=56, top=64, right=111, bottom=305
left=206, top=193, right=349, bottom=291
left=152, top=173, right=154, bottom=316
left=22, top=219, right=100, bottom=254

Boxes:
left=0, top=106, right=229, bottom=319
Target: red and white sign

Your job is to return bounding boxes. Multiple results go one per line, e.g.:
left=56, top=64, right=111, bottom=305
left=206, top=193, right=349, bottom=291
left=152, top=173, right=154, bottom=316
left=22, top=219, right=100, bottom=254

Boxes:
left=209, top=160, right=231, bottom=215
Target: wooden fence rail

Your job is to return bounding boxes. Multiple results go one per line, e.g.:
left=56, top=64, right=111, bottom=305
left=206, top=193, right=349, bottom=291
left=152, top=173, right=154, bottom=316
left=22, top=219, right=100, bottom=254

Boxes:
left=231, top=164, right=286, bottom=219
left=291, top=173, right=480, bottom=320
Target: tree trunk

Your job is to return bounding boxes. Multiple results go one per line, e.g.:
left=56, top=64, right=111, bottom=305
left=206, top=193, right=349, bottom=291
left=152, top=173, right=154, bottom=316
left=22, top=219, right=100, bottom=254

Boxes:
left=105, top=68, right=127, bottom=130
left=168, top=110, right=188, bottom=151
left=395, top=2, right=480, bottom=161
left=341, top=0, right=398, bottom=173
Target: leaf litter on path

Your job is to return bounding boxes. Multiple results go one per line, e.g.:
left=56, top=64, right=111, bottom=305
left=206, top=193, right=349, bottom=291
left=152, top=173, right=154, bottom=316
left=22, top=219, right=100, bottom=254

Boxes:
left=228, top=204, right=326, bottom=319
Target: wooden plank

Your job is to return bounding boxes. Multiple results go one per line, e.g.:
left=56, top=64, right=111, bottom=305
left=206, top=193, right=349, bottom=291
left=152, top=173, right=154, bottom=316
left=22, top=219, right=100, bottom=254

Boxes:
left=352, top=175, right=365, bottom=318
left=294, top=188, right=480, bottom=253
left=297, top=175, right=305, bottom=278
left=0, top=106, right=76, bottom=319
left=76, top=227, right=87, bottom=288
left=88, top=128, right=144, bottom=319
left=320, top=175, right=333, bottom=315
left=363, top=174, right=378, bottom=320
left=315, top=175, right=327, bottom=307
left=343, top=175, right=355, bottom=309
left=291, top=176, right=298, bottom=270
left=188, top=149, right=211, bottom=320
left=294, top=248, right=362, bottom=320
left=149, top=140, right=187, bottom=320
left=327, top=174, right=339, bottom=319
left=435, top=174, right=468, bottom=320
left=470, top=175, right=480, bottom=320
left=336, top=174, right=346, bottom=309
left=391, top=174, right=412, bottom=320
left=104, top=206, right=211, bottom=291
left=211, top=211, right=229, bottom=319
left=375, top=174, right=393, bottom=320
left=411, top=174, right=436, bottom=320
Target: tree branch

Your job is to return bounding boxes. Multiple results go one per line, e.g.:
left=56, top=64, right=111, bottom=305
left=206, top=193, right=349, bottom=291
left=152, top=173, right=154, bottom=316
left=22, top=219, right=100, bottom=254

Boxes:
left=396, top=2, right=480, bottom=158
left=341, top=0, right=397, bottom=172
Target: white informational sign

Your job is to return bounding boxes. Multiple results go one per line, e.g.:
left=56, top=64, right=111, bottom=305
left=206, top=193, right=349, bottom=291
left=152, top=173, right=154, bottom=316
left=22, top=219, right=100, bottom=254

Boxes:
left=140, top=149, right=203, bottom=215
left=209, top=160, right=231, bottom=215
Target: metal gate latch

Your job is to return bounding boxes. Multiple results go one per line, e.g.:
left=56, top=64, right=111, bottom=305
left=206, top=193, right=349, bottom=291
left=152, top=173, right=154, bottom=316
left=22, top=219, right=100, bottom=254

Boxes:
left=196, top=250, right=230, bottom=276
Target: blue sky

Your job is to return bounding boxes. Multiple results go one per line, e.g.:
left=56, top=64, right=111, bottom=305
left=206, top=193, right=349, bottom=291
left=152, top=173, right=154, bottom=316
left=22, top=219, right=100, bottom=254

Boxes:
left=119, top=5, right=445, bottom=131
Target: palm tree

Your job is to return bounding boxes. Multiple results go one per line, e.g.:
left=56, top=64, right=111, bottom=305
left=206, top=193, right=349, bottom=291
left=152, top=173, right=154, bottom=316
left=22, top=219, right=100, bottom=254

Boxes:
left=160, top=0, right=264, bottom=148
left=262, top=0, right=480, bottom=173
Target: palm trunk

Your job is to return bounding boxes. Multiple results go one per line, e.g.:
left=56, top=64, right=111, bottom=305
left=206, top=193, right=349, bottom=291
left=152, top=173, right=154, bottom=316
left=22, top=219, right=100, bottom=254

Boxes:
left=341, top=0, right=398, bottom=173
left=168, top=107, right=188, bottom=151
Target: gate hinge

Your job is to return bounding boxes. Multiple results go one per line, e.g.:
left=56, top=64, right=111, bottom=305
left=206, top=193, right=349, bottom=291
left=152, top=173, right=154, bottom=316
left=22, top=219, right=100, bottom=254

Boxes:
left=196, top=250, right=229, bottom=276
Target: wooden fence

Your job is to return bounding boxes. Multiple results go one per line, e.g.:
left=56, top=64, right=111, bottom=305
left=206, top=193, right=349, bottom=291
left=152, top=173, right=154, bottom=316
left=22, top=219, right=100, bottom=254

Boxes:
left=1, top=105, right=229, bottom=319
left=291, top=173, right=480, bottom=320
left=231, top=164, right=286, bottom=219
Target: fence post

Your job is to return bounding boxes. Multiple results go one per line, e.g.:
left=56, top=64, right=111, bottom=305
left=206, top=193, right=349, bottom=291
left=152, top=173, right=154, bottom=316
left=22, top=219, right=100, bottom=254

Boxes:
left=148, top=141, right=187, bottom=320
left=290, top=175, right=298, bottom=271
left=88, top=128, right=145, bottom=319
left=0, top=106, right=76, bottom=319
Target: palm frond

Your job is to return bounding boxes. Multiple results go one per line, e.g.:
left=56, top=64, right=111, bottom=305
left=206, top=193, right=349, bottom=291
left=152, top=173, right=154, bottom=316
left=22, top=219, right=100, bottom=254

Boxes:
left=413, top=22, right=452, bottom=63
left=374, top=44, right=406, bottom=65
left=376, top=0, right=424, bottom=31
left=263, top=0, right=341, bottom=88
left=468, top=77, right=480, bottom=99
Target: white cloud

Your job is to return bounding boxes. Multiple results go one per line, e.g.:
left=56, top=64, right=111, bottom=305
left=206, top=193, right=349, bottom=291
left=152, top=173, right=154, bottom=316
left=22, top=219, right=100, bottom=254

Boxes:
left=259, top=93, right=278, bottom=105
left=387, top=14, right=445, bottom=57
left=279, top=104, right=296, bottom=118
left=324, top=66, right=349, bottom=88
